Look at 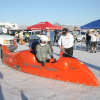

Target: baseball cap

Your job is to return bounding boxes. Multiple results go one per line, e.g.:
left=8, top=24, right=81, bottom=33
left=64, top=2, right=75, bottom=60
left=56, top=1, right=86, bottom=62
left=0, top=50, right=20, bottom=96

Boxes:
left=62, top=28, right=69, bottom=35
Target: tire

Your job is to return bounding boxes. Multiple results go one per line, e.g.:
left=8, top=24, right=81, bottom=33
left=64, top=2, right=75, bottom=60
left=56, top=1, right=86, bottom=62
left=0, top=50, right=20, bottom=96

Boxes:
left=82, top=37, right=85, bottom=42
left=10, top=50, right=14, bottom=52
left=0, top=45, right=2, bottom=59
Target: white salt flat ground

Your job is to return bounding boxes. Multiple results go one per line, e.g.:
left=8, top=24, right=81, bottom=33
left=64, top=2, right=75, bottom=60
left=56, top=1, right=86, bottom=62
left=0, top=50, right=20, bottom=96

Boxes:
left=0, top=42, right=100, bottom=100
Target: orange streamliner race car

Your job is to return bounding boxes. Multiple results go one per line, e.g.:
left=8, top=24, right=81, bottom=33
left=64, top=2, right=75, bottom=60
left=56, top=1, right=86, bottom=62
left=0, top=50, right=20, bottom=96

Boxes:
left=3, top=45, right=99, bottom=86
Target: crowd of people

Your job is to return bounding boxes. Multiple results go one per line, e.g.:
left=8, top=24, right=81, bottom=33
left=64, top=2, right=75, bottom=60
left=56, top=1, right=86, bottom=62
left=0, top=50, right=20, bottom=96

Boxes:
left=13, top=27, right=99, bottom=66
left=15, top=30, right=31, bottom=45
left=15, top=27, right=99, bottom=58
left=15, top=28, right=99, bottom=53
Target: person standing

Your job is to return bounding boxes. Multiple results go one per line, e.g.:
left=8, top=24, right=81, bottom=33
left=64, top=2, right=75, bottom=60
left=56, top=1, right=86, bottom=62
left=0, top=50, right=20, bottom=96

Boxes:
left=52, top=30, right=55, bottom=46
left=44, top=27, right=54, bottom=52
left=25, top=31, right=30, bottom=43
left=72, top=27, right=79, bottom=50
left=58, top=28, right=74, bottom=56
left=39, top=30, right=44, bottom=35
left=90, top=28, right=98, bottom=53
left=86, top=30, right=91, bottom=51
left=19, top=30, right=24, bottom=45
left=29, top=37, right=39, bottom=50
left=15, top=32, right=19, bottom=43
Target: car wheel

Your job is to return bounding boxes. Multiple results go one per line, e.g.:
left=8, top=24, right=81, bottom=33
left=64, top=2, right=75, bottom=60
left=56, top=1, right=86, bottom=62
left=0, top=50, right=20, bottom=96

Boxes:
left=10, top=50, right=14, bottom=52
left=0, top=45, right=3, bottom=59
left=82, top=37, right=85, bottom=42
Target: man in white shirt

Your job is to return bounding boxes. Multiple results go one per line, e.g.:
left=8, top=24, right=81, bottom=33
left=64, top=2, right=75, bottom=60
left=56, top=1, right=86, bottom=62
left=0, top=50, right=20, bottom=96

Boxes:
left=58, top=28, right=74, bottom=56
left=90, top=28, right=98, bottom=53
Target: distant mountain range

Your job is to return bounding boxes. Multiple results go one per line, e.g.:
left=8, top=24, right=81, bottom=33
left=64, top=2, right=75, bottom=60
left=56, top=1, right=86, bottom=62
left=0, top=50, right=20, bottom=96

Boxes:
left=53, top=23, right=80, bottom=31
left=18, top=23, right=80, bottom=31
left=18, top=25, right=29, bottom=30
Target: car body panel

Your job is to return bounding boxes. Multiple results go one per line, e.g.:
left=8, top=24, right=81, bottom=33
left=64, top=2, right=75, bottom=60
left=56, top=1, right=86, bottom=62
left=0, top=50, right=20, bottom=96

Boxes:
left=3, top=45, right=99, bottom=86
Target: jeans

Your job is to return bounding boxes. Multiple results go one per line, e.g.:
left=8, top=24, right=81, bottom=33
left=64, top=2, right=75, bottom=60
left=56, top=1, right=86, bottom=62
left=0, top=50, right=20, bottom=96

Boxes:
left=48, top=41, right=53, bottom=52
left=26, top=37, right=29, bottom=43
left=87, top=40, right=91, bottom=50
left=73, top=39, right=77, bottom=50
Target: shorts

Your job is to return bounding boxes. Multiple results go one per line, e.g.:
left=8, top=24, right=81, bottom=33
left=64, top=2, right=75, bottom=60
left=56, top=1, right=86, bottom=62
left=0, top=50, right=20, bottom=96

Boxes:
left=91, top=41, right=97, bottom=47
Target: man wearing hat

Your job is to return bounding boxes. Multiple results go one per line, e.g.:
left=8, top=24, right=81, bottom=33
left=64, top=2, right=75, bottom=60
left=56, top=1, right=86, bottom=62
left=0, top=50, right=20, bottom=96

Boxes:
left=45, top=27, right=54, bottom=52
left=58, top=28, right=74, bottom=56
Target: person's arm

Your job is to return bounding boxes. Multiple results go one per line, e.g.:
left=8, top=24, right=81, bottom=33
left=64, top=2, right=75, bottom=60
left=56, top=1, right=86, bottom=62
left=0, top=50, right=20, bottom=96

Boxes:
left=58, top=36, right=64, bottom=51
left=29, top=32, right=30, bottom=37
left=44, top=32, right=46, bottom=36
left=36, top=45, right=42, bottom=61
left=77, top=31, right=79, bottom=37
left=25, top=33, right=26, bottom=37
left=88, top=33, right=91, bottom=36
left=50, top=31, right=54, bottom=38
left=48, top=44, right=53, bottom=58
left=95, top=32, right=98, bottom=36
left=73, top=35, right=76, bottom=37
left=58, top=45, right=64, bottom=51
left=58, top=35, right=62, bottom=45
left=72, top=31, right=76, bottom=37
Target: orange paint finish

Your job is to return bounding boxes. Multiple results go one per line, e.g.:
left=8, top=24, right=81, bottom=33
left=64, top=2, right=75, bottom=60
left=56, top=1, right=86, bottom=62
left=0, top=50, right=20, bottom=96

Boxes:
left=3, top=45, right=99, bottom=86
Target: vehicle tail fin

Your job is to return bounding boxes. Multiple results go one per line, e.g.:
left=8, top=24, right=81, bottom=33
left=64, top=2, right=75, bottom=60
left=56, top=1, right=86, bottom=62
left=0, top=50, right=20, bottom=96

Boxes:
left=3, top=45, right=10, bottom=53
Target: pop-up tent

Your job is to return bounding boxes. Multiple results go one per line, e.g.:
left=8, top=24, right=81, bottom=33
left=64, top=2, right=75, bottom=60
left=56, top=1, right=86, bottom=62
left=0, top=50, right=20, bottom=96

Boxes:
left=27, top=21, right=62, bottom=30
left=81, top=19, right=100, bottom=29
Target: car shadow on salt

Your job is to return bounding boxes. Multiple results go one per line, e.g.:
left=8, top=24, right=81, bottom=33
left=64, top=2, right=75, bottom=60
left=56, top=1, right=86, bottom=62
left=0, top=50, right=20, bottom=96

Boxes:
left=53, top=52, right=59, bottom=57
left=83, top=61, right=100, bottom=71
left=0, top=84, right=5, bottom=100
left=19, top=90, right=28, bottom=100
left=76, top=46, right=87, bottom=51
left=0, top=72, right=5, bottom=100
left=0, top=72, right=3, bottom=79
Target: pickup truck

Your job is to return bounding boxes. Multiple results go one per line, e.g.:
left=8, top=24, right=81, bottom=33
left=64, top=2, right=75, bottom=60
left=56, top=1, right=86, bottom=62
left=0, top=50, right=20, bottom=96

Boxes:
left=0, top=30, right=17, bottom=58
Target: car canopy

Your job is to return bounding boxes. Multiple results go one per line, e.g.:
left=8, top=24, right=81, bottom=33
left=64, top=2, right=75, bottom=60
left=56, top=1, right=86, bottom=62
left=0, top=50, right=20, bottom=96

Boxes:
left=81, top=19, right=100, bottom=29
left=27, top=21, right=62, bottom=30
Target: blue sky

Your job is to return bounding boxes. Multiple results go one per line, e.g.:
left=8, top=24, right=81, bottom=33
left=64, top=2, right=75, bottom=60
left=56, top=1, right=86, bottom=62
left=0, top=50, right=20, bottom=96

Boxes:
left=0, top=0, right=100, bottom=26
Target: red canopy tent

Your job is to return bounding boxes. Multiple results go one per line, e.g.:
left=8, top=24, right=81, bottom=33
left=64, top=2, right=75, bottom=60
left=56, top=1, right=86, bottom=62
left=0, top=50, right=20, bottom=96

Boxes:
left=27, top=21, right=62, bottom=30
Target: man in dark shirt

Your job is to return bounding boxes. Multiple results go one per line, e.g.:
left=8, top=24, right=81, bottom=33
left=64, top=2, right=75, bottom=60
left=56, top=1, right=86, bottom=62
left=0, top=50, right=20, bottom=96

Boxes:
left=86, top=30, right=91, bottom=51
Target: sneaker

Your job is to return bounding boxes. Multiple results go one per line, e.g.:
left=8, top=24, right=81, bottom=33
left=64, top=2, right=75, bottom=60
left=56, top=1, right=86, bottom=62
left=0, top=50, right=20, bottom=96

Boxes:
left=94, top=51, right=96, bottom=53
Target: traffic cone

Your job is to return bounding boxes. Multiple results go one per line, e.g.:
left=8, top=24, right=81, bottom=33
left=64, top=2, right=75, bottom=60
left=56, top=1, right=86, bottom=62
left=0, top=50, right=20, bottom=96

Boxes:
left=14, top=38, right=16, bottom=45
left=23, top=41, right=25, bottom=45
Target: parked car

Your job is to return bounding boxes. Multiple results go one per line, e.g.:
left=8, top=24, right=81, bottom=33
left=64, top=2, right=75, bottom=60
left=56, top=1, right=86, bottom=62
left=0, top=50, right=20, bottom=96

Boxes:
left=0, top=30, right=17, bottom=58
left=23, top=31, right=41, bottom=40
left=77, top=31, right=86, bottom=42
